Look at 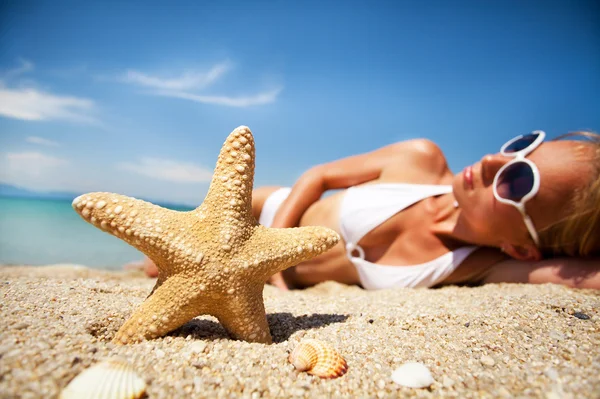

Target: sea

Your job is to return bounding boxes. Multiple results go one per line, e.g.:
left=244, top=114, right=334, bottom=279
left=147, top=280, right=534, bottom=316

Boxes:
left=0, top=196, right=193, bottom=270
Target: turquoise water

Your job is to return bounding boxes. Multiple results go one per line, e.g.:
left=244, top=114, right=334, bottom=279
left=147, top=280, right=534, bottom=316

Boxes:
left=0, top=197, right=192, bottom=270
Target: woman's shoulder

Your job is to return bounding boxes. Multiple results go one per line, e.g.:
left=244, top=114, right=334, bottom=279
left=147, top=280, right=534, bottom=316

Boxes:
left=387, top=138, right=446, bottom=163
left=380, top=139, right=452, bottom=183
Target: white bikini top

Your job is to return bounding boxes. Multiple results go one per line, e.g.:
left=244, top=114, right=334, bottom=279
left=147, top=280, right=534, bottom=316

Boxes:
left=339, top=183, right=478, bottom=289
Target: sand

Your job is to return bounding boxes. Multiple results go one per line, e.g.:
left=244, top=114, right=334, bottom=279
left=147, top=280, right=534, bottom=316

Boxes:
left=0, top=265, right=598, bottom=399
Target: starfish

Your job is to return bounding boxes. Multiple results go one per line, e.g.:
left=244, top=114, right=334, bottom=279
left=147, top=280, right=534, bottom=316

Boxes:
left=72, top=126, right=340, bottom=344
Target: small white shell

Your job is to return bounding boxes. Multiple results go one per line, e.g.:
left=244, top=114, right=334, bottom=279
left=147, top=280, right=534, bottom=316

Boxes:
left=59, top=358, right=146, bottom=399
left=391, top=362, right=435, bottom=388
left=289, top=339, right=348, bottom=378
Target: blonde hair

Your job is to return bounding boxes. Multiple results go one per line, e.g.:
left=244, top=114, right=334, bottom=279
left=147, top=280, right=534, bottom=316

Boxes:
left=538, top=131, right=600, bottom=257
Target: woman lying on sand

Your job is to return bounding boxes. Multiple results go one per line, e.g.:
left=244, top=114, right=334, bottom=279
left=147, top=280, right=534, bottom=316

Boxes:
left=134, top=130, right=600, bottom=290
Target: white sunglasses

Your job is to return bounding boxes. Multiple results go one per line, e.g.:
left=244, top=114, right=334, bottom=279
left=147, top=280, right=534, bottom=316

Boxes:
left=492, top=130, right=545, bottom=246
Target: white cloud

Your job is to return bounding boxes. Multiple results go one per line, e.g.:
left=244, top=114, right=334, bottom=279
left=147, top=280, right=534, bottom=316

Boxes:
left=4, top=152, right=69, bottom=177
left=0, top=86, right=96, bottom=123
left=0, top=59, right=98, bottom=124
left=26, top=136, right=60, bottom=147
left=123, top=62, right=231, bottom=90
left=116, top=158, right=214, bottom=183
left=154, top=87, right=283, bottom=107
left=0, top=152, right=209, bottom=206
left=4, top=58, right=34, bottom=79
left=121, top=61, right=283, bottom=107
left=0, top=59, right=96, bottom=123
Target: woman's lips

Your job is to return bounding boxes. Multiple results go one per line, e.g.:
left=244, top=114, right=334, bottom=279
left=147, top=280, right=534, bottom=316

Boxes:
left=463, top=166, right=474, bottom=189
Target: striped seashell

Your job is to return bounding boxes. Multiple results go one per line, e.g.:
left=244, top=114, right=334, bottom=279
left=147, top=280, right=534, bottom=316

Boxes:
left=288, top=339, right=348, bottom=378
left=59, top=358, right=146, bottom=399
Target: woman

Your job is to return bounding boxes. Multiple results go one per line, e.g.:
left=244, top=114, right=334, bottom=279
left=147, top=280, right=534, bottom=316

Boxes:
left=139, top=130, right=600, bottom=290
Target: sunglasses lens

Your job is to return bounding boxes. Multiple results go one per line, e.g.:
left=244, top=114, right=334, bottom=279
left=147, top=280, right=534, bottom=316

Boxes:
left=503, top=132, right=541, bottom=153
left=496, top=162, right=535, bottom=201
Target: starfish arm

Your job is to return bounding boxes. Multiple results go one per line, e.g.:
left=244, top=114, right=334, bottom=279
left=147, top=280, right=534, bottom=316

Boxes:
left=213, top=283, right=273, bottom=344
left=148, top=274, right=166, bottom=297
left=112, top=275, right=207, bottom=344
left=241, top=225, right=340, bottom=280
left=72, top=192, right=189, bottom=273
left=197, top=126, right=258, bottom=249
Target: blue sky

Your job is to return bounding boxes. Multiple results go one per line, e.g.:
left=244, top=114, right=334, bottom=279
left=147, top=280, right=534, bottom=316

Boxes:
left=0, top=0, right=598, bottom=205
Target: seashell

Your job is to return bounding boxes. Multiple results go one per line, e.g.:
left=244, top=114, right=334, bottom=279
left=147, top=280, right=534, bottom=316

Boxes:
left=391, top=362, right=435, bottom=388
left=59, top=358, right=146, bottom=399
left=288, top=339, right=348, bottom=378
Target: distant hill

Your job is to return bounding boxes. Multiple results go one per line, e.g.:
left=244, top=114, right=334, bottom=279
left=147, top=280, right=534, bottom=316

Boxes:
left=0, top=183, right=81, bottom=201
left=0, top=183, right=193, bottom=210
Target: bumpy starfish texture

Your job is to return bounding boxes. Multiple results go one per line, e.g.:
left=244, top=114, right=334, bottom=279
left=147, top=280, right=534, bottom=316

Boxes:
left=72, top=126, right=339, bottom=344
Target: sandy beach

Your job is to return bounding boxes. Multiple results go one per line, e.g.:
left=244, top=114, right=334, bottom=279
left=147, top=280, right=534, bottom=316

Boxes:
left=1, top=265, right=598, bottom=398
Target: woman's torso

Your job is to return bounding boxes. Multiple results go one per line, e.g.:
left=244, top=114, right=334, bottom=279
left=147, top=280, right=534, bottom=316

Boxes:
left=287, top=165, right=487, bottom=287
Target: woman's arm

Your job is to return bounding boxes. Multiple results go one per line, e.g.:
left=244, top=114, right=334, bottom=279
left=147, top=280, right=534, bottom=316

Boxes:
left=482, top=257, right=600, bottom=289
left=270, top=139, right=447, bottom=229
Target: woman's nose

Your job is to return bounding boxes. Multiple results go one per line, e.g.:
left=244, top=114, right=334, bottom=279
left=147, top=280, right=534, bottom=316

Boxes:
left=480, top=154, right=511, bottom=184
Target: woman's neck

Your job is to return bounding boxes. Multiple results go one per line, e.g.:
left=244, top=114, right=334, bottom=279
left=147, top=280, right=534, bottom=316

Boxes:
left=430, top=193, right=461, bottom=236
left=430, top=193, right=497, bottom=248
